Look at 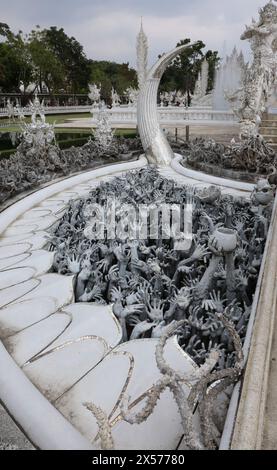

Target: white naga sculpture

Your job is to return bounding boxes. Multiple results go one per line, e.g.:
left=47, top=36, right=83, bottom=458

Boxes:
left=88, top=83, right=101, bottom=107
left=137, top=42, right=197, bottom=166
left=136, top=19, right=148, bottom=90
left=227, top=1, right=277, bottom=138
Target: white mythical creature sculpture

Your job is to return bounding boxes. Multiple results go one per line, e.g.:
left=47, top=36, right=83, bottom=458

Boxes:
left=124, top=87, right=139, bottom=106
left=227, top=1, right=277, bottom=138
left=88, top=83, right=101, bottom=107
left=93, top=102, right=115, bottom=151
left=111, top=87, right=121, bottom=108
left=21, top=94, right=55, bottom=148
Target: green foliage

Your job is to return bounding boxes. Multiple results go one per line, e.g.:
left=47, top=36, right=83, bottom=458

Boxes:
left=28, top=28, right=65, bottom=94
left=43, top=26, right=91, bottom=93
left=89, top=60, right=137, bottom=104
left=0, top=21, right=218, bottom=104
left=0, top=26, right=33, bottom=93
left=0, top=22, right=137, bottom=101
left=159, top=38, right=220, bottom=101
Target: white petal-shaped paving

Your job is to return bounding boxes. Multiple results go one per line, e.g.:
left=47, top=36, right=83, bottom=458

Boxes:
left=41, top=303, right=122, bottom=352
left=0, top=297, right=58, bottom=338
left=55, top=337, right=199, bottom=450
left=0, top=267, right=36, bottom=290
left=0, top=251, right=54, bottom=276
left=4, top=313, right=72, bottom=366
left=3, top=225, right=42, bottom=237
left=24, top=338, right=111, bottom=402
left=0, top=243, right=31, bottom=259
left=0, top=232, right=49, bottom=250
left=20, top=209, right=54, bottom=220
left=0, top=253, right=30, bottom=271
left=23, top=305, right=122, bottom=402
left=0, top=279, right=40, bottom=308
left=9, top=215, right=58, bottom=231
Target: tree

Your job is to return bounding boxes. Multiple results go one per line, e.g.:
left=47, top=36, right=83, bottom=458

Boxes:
left=0, top=25, right=33, bottom=95
left=28, top=28, right=65, bottom=94
left=89, top=60, right=137, bottom=104
left=159, top=38, right=220, bottom=101
left=43, top=27, right=91, bottom=93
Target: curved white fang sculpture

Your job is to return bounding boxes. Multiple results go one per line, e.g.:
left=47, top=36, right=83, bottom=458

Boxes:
left=137, top=42, right=197, bottom=166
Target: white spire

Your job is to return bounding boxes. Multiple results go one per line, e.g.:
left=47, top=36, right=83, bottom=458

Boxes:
left=201, top=58, right=209, bottom=96
left=136, top=18, right=148, bottom=90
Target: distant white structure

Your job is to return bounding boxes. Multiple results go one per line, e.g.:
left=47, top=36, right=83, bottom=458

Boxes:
left=93, top=102, right=115, bottom=151
left=191, top=58, right=212, bottom=107
left=136, top=19, right=148, bottom=90
left=124, top=87, right=139, bottom=106
left=111, top=88, right=121, bottom=108
left=88, top=83, right=101, bottom=108
left=21, top=94, right=55, bottom=148
left=225, top=1, right=277, bottom=137
left=212, top=47, right=245, bottom=111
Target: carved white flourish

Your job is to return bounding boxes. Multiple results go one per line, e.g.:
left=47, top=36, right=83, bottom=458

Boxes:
left=21, top=94, right=55, bottom=148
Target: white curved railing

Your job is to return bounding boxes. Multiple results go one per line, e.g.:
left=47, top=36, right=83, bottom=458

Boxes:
left=0, top=104, right=237, bottom=127
left=92, top=106, right=237, bottom=125
left=0, top=105, right=92, bottom=118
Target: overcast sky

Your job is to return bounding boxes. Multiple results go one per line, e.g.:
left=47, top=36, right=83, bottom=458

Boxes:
left=0, top=0, right=271, bottom=67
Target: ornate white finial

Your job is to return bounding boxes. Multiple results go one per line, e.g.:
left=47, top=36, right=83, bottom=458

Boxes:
left=136, top=18, right=148, bottom=90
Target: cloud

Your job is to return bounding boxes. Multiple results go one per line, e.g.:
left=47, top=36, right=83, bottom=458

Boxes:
left=0, top=0, right=270, bottom=66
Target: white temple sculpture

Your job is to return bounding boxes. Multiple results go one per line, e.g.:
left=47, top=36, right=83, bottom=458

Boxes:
left=226, top=0, right=277, bottom=138
left=21, top=94, right=55, bottom=148
left=137, top=42, right=197, bottom=166
left=88, top=83, right=101, bottom=108
left=191, top=58, right=212, bottom=107
left=6, top=99, right=15, bottom=122
left=93, top=102, right=115, bottom=151
left=124, top=86, right=139, bottom=106
left=111, top=87, right=121, bottom=108
left=136, top=19, right=148, bottom=90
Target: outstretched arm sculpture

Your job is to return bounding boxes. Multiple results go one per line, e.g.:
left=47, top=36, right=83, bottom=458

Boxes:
left=137, top=42, right=196, bottom=166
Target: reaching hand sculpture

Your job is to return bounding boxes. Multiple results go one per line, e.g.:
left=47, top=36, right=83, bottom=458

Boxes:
left=50, top=167, right=273, bottom=448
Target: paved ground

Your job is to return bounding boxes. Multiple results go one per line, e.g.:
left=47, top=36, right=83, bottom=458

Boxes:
left=262, top=325, right=277, bottom=449
left=55, top=117, right=239, bottom=143
left=0, top=403, right=34, bottom=450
